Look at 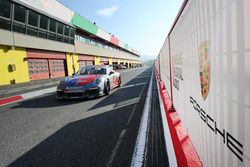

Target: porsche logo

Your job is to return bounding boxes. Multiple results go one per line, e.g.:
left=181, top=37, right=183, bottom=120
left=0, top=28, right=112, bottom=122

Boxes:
left=198, top=41, right=210, bottom=100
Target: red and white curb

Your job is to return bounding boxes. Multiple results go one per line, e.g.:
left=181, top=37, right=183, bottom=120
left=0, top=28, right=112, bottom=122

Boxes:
left=0, top=87, right=56, bottom=107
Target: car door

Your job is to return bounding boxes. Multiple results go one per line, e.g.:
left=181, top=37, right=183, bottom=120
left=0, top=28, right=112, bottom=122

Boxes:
left=109, top=69, right=116, bottom=88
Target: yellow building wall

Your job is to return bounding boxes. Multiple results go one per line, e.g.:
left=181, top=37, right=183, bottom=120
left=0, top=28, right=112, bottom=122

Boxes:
left=109, top=58, right=112, bottom=65
left=128, top=60, right=131, bottom=67
left=66, top=53, right=79, bottom=76
left=94, top=56, right=100, bottom=65
left=0, top=45, right=29, bottom=85
left=118, top=59, right=121, bottom=64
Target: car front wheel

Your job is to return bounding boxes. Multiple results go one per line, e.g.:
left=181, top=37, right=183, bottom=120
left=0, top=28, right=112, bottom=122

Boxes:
left=104, top=80, right=110, bottom=95
left=118, top=77, right=121, bottom=87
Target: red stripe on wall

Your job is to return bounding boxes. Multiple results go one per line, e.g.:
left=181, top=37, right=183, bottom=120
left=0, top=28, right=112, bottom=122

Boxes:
left=155, top=69, right=203, bottom=167
left=111, top=36, right=119, bottom=45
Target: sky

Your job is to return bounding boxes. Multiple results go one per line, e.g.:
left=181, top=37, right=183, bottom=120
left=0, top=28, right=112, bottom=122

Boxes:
left=58, top=0, right=183, bottom=58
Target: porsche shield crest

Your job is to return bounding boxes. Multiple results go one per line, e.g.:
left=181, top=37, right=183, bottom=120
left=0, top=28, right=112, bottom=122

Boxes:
left=198, top=41, right=210, bottom=100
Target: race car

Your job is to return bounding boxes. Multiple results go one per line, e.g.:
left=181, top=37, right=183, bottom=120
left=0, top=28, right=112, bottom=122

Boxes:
left=56, top=65, right=121, bottom=99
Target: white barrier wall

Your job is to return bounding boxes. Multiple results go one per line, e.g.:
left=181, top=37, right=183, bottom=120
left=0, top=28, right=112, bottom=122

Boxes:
left=159, top=38, right=171, bottom=96
left=157, top=0, right=250, bottom=166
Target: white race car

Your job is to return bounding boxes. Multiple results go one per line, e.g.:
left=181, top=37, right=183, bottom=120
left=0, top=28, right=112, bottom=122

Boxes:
left=56, top=65, right=121, bottom=99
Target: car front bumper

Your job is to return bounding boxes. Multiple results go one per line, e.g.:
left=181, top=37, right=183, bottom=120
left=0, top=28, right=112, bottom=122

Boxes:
left=56, top=87, right=104, bottom=99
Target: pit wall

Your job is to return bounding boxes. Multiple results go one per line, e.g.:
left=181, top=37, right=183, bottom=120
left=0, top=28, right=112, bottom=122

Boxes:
left=156, top=0, right=250, bottom=166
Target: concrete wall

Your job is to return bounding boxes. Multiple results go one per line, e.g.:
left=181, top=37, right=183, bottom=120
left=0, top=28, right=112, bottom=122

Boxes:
left=0, top=29, right=140, bottom=62
left=0, top=45, right=30, bottom=85
left=0, top=30, right=74, bottom=53
left=74, top=40, right=140, bottom=61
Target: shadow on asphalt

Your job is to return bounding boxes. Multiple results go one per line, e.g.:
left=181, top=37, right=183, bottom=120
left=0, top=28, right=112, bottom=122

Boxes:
left=10, top=68, right=151, bottom=109
left=7, top=103, right=135, bottom=167
left=10, top=93, right=87, bottom=109
left=88, top=68, right=152, bottom=111
left=7, top=68, right=152, bottom=167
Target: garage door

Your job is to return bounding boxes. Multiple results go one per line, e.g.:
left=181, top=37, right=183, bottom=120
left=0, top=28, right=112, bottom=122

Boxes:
left=79, top=61, right=86, bottom=69
left=27, top=49, right=67, bottom=80
left=28, top=59, right=49, bottom=80
left=49, top=59, right=66, bottom=78
left=86, top=60, right=94, bottom=65
left=79, top=60, right=94, bottom=69
left=78, top=54, right=94, bottom=69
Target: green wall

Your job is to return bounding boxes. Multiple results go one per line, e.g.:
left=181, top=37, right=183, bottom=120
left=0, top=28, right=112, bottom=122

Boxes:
left=71, top=13, right=98, bottom=35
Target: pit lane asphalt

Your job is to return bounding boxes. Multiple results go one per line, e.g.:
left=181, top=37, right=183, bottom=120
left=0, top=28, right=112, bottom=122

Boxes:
left=0, top=67, right=152, bottom=167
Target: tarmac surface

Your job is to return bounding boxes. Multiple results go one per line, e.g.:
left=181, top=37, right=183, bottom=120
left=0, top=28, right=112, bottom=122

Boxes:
left=0, top=67, right=154, bottom=167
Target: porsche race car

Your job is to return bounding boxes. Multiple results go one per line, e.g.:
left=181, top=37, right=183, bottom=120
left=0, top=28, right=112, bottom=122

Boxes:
left=56, top=65, right=121, bottom=99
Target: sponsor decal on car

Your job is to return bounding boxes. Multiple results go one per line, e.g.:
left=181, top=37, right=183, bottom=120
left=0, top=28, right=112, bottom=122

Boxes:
left=76, top=78, right=88, bottom=86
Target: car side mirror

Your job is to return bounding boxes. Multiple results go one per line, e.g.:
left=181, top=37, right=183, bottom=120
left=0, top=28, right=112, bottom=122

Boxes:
left=109, top=71, right=114, bottom=75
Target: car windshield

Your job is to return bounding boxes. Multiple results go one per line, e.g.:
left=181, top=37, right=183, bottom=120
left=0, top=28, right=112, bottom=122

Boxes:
left=76, top=66, right=107, bottom=75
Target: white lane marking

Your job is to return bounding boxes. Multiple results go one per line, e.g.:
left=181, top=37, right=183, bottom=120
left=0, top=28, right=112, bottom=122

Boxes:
left=1, top=68, right=148, bottom=106
left=106, top=71, right=150, bottom=167
left=156, top=76, right=177, bottom=167
left=130, top=72, right=153, bottom=167
left=88, top=97, right=140, bottom=113
left=0, top=87, right=57, bottom=107
left=21, top=87, right=56, bottom=99
left=106, top=129, right=127, bottom=167
left=114, top=97, right=140, bottom=108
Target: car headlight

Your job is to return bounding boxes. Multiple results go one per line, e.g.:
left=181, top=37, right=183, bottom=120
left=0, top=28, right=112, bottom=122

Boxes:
left=60, top=80, right=65, bottom=85
left=94, top=78, right=102, bottom=85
